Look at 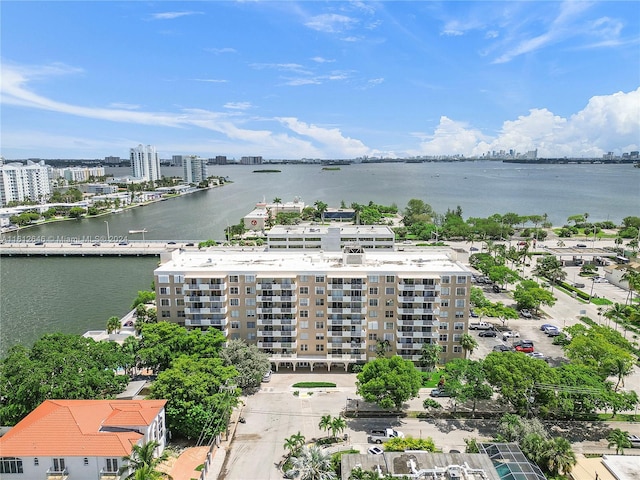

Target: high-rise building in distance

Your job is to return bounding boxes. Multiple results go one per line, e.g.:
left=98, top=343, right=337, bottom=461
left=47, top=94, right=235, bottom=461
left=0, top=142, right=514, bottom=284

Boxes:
left=0, top=160, right=52, bottom=207
left=130, top=144, right=161, bottom=181
left=182, top=156, right=208, bottom=184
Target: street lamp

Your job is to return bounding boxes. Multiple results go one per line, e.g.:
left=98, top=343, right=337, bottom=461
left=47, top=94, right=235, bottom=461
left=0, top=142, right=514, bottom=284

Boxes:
left=104, top=221, right=110, bottom=239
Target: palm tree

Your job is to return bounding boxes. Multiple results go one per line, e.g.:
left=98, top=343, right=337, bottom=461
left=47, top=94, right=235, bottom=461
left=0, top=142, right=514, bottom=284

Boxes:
left=314, top=200, right=328, bottom=224
left=375, top=339, right=391, bottom=357
left=621, top=269, right=640, bottom=306
left=350, top=202, right=362, bottom=225
left=318, top=414, right=332, bottom=437
left=542, top=437, right=576, bottom=476
left=607, top=428, right=632, bottom=455
left=289, top=445, right=337, bottom=480
left=107, top=316, right=121, bottom=334
left=418, top=343, right=442, bottom=371
left=459, top=333, right=478, bottom=359
left=119, top=440, right=169, bottom=480
left=284, top=431, right=306, bottom=457
left=329, top=416, right=347, bottom=439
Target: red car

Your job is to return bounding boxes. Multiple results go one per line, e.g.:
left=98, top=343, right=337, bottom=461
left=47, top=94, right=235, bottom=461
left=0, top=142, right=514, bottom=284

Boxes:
left=515, top=342, right=534, bottom=353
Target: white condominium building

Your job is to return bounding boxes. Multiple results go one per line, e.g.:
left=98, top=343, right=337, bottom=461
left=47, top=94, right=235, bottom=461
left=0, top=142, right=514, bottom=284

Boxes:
left=0, top=160, right=52, bottom=207
left=182, top=155, right=208, bottom=184
left=154, top=246, right=472, bottom=370
left=130, top=144, right=161, bottom=181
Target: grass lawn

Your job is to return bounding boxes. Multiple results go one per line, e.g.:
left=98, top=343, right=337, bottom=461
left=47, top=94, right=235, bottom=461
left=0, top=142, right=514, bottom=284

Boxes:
left=292, top=382, right=337, bottom=388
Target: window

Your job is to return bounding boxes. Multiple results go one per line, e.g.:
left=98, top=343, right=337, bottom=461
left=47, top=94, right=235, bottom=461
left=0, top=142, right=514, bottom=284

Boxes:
left=441, top=287, right=450, bottom=295
left=440, top=311, right=448, bottom=317
left=456, top=287, right=466, bottom=296
left=84, top=457, right=89, bottom=466
left=246, top=286, right=255, bottom=295
left=229, top=275, right=239, bottom=283
left=369, top=299, right=379, bottom=307
left=247, top=321, right=256, bottom=329
left=247, top=333, right=256, bottom=340
left=385, top=322, right=394, bottom=330
left=175, top=287, right=182, bottom=295
left=300, top=310, right=309, bottom=318
left=53, top=458, right=66, bottom=473
left=385, top=275, right=395, bottom=283
left=369, top=287, right=379, bottom=295
left=160, top=299, right=170, bottom=307
left=315, top=321, right=325, bottom=329
left=106, top=458, right=118, bottom=473
left=368, top=333, right=378, bottom=340
left=457, top=276, right=467, bottom=284
left=455, top=311, right=465, bottom=319
left=453, top=334, right=462, bottom=342
left=299, top=286, right=309, bottom=294
left=300, top=333, right=309, bottom=340
left=245, top=298, right=256, bottom=306
left=315, top=298, right=325, bottom=306
left=158, top=275, right=169, bottom=284
left=454, top=322, right=465, bottom=330
left=300, top=298, right=310, bottom=307
left=246, top=309, right=256, bottom=317
left=453, top=345, right=463, bottom=353
left=316, top=344, right=325, bottom=351
left=229, top=286, right=239, bottom=295
left=300, top=321, right=309, bottom=329
left=385, top=310, right=394, bottom=318
left=441, top=345, right=448, bottom=353
left=315, top=333, right=325, bottom=340
left=177, top=310, right=185, bottom=318
left=161, top=310, right=170, bottom=318
left=383, top=333, right=394, bottom=341
left=159, top=287, right=169, bottom=295
left=368, top=321, right=379, bottom=330
left=439, top=322, right=449, bottom=330
left=369, top=311, right=378, bottom=317
left=315, top=311, right=324, bottom=317
left=230, top=298, right=240, bottom=306
left=439, top=334, right=448, bottom=341
left=368, top=275, right=379, bottom=283
left=455, top=299, right=466, bottom=308
left=231, top=321, right=240, bottom=329
left=441, top=275, right=450, bottom=283
left=315, top=286, right=325, bottom=295
left=385, top=299, right=394, bottom=306
left=0, top=458, right=23, bottom=474
left=300, top=275, right=309, bottom=282
left=245, top=275, right=255, bottom=283
left=176, top=298, right=184, bottom=306
left=34, top=458, right=39, bottom=466
left=440, top=299, right=450, bottom=307
left=230, top=310, right=240, bottom=318
left=315, top=275, right=325, bottom=282
left=385, top=287, right=395, bottom=295
left=300, top=344, right=309, bottom=351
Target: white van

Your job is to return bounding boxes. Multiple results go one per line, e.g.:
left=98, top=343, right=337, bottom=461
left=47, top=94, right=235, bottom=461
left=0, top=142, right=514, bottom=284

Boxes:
left=262, top=370, right=272, bottom=383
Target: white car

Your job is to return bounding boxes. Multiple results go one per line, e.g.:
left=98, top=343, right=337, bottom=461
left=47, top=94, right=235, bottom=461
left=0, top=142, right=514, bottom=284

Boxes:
left=628, top=435, right=640, bottom=448
left=502, top=331, right=520, bottom=340
left=520, top=309, right=533, bottom=318
left=527, top=352, right=546, bottom=360
left=368, top=446, right=384, bottom=455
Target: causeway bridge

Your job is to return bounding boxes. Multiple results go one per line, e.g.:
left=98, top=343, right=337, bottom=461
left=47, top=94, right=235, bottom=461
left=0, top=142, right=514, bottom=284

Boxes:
left=0, top=240, right=203, bottom=257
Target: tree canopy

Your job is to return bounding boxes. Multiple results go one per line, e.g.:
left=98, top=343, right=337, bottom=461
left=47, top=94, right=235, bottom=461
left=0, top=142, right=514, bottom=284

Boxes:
left=356, top=356, right=422, bottom=411
left=219, top=339, right=271, bottom=392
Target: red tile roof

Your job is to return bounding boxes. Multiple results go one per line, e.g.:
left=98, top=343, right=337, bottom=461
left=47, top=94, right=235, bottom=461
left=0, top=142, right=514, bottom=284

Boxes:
left=0, top=399, right=167, bottom=457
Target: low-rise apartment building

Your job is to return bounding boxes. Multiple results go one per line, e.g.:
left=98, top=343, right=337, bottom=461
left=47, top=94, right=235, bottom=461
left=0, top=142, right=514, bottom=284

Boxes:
left=267, top=225, right=395, bottom=251
left=154, top=246, right=471, bottom=370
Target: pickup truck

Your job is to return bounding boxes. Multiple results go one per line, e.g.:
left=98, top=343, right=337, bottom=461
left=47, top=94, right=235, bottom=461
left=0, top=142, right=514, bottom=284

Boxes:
left=469, top=321, right=492, bottom=330
left=368, top=428, right=405, bottom=444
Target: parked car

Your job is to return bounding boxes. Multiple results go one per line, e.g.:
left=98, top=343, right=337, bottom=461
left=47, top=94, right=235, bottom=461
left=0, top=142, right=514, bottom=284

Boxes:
left=492, top=285, right=501, bottom=293
left=493, top=344, right=512, bottom=352
left=479, top=330, right=497, bottom=337
left=430, top=388, right=452, bottom=398
left=540, top=323, right=557, bottom=331
left=546, top=329, right=561, bottom=337
left=262, top=370, right=272, bottom=382
left=628, top=434, right=640, bottom=447
left=469, top=309, right=479, bottom=318
left=514, top=340, right=535, bottom=353
left=368, top=446, right=384, bottom=455
left=519, top=309, right=532, bottom=318
left=469, top=321, right=493, bottom=330
left=527, top=352, right=546, bottom=360
left=576, top=243, right=587, bottom=248
left=502, top=331, right=520, bottom=340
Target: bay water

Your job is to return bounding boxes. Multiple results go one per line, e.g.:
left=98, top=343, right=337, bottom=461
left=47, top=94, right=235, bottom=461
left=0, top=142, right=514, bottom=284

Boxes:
left=1, top=161, right=638, bottom=356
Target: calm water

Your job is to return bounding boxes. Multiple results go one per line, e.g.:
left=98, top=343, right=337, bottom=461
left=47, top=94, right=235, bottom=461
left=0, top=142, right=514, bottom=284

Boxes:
left=1, top=161, right=638, bottom=356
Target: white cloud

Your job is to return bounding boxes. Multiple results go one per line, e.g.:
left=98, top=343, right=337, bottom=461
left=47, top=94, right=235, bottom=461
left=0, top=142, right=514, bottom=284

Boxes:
left=205, top=47, right=237, bottom=54
left=108, top=102, right=141, bottom=110
left=311, top=56, right=335, bottom=63
left=277, top=117, right=371, bottom=157
left=150, top=11, right=203, bottom=20
left=224, top=102, right=252, bottom=111
left=305, top=14, right=357, bottom=33
left=194, top=78, right=228, bottom=83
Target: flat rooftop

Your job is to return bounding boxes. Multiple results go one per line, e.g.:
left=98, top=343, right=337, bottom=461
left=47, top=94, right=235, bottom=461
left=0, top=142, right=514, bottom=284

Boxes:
left=268, top=224, right=395, bottom=235
left=156, top=248, right=469, bottom=275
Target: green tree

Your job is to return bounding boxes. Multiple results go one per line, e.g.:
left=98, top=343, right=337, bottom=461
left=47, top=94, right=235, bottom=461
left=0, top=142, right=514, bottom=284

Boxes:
left=445, top=359, right=493, bottom=416
left=542, top=437, right=576, bottom=477
left=284, top=431, right=306, bottom=457
left=403, top=199, right=434, bottom=227
left=149, top=355, right=239, bottom=440
left=329, top=416, right=347, bottom=439
left=314, top=200, right=328, bottom=223
left=289, top=445, right=337, bottom=480
left=488, top=265, right=519, bottom=290
left=107, top=316, right=121, bottom=334
left=219, top=339, right=271, bottom=392
left=132, top=290, right=156, bottom=309
left=384, top=436, right=436, bottom=452
left=119, top=440, right=169, bottom=480
left=459, top=334, right=478, bottom=359
left=418, top=343, right=442, bottom=371
left=533, top=256, right=567, bottom=290
left=356, top=356, right=422, bottom=412
left=68, top=206, right=86, bottom=218
left=513, top=280, right=556, bottom=314
left=319, top=414, right=332, bottom=436
left=607, top=428, right=632, bottom=455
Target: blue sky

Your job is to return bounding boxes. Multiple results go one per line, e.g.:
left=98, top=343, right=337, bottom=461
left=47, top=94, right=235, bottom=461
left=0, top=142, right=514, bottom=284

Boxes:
left=1, top=1, right=639, bottom=160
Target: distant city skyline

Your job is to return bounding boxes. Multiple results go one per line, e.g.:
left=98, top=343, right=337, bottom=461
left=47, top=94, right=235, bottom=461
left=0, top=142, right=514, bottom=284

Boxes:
left=1, top=1, right=639, bottom=160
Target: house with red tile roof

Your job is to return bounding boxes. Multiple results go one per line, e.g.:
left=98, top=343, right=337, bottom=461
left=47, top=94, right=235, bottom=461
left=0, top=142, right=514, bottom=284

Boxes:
left=0, top=399, right=167, bottom=479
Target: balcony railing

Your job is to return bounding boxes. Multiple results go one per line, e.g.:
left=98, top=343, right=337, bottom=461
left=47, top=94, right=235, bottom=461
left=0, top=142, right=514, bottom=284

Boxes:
left=326, top=353, right=367, bottom=361
left=257, top=329, right=297, bottom=337
left=397, top=319, right=438, bottom=327
left=256, top=307, right=297, bottom=314
left=258, top=341, right=298, bottom=349
left=257, top=318, right=296, bottom=326
left=256, top=282, right=296, bottom=290
left=46, top=468, right=69, bottom=480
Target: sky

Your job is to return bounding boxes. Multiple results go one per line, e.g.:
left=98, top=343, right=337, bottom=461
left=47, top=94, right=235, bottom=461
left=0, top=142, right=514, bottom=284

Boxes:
left=1, top=1, right=639, bottom=160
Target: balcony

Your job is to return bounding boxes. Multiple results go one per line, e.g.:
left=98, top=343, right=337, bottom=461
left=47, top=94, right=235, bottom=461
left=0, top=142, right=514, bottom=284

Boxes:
left=257, top=318, right=296, bottom=326
left=327, top=329, right=365, bottom=337
left=46, top=468, right=69, bottom=480
left=398, top=330, right=438, bottom=339
left=399, top=354, right=423, bottom=362
left=327, top=307, right=367, bottom=315
left=257, top=329, right=297, bottom=337
left=99, top=469, right=119, bottom=480
left=185, top=318, right=228, bottom=328
left=397, top=319, right=438, bottom=327
left=327, top=283, right=365, bottom=291
left=329, top=318, right=364, bottom=327
left=327, top=353, right=367, bottom=361
left=396, top=342, right=422, bottom=350
left=257, top=282, right=296, bottom=290
left=184, top=282, right=226, bottom=292
left=256, top=307, right=297, bottom=314
left=257, top=295, right=297, bottom=302
left=258, top=341, right=298, bottom=349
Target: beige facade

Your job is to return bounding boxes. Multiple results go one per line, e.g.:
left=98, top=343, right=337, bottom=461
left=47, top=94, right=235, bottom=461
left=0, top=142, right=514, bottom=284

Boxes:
left=154, top=247, right=471, bottom=370
left=267, top=225, right=395, bottom=251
